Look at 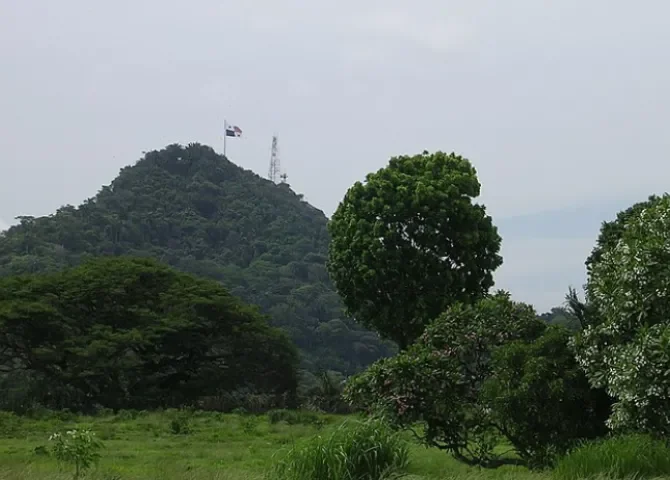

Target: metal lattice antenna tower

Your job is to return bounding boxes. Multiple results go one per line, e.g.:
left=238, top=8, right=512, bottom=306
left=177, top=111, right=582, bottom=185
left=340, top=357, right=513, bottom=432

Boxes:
left=268, top=135, right=280, bottom=183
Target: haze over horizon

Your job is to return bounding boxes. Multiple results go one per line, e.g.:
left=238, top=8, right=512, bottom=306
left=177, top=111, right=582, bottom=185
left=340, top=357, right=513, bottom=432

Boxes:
left=2, top=1, right=669, bottom=312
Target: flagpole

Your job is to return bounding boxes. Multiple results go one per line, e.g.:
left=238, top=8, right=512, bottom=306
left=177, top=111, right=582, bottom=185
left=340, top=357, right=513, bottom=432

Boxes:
left=223, top=120, right=227, bottom=157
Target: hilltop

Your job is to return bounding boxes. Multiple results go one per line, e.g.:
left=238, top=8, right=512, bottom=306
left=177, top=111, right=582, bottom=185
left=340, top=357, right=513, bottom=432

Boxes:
left=0, top=143, right=396, bottom=377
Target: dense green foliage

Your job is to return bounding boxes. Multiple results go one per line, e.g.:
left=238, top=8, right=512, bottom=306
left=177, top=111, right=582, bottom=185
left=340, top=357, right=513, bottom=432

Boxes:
left=481, top=325, right=611, bottom=466
left=585, top=194, right=661, bottom=273
left=345, top=294, right=539, bottom=465
left=537, top=306, right=581, bottom=332
left=344, top=293, right=610, bottom=467
left=327, top=151, right=502, bottom=349
left=327, top=152, right=629, bottom=469
left=574, top=194, right=670, bottom=434
left=269, top=417, right=409, bottom=480
left=0, top=143, right=395, bottom=376
left=0, top=256, right=298, bottom=411
left=49, top=428, right=103, bottom=479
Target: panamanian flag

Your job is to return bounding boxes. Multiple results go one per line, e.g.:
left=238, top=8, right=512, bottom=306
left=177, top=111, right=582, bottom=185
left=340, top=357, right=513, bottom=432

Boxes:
left=225, top=124, right=242, bottom=137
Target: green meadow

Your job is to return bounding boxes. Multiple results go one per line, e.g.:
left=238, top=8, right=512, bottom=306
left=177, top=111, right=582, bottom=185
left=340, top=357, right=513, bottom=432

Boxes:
left=1, top=410, right=669, bottom=480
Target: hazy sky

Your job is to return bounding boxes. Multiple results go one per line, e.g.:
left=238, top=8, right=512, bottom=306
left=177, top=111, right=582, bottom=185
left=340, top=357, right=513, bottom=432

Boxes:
left=1, top=1, right=669, bottom=312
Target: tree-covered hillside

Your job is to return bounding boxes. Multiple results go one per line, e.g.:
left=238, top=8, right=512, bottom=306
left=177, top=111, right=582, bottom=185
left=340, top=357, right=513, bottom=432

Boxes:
left=0, top=143, right=396, bottom=376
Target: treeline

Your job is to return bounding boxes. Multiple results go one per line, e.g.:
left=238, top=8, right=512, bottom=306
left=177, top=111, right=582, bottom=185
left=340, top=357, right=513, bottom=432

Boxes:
left=0, top=256, right=301, bottom=413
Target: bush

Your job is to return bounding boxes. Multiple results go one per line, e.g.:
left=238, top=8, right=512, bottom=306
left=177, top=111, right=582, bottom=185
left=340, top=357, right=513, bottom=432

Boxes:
left=267, top=409, right=321, bottom=426
left=0, top=411, right=22, bottom=438
left=199, top=388, right=294, bottom=413
left=300, top=371, right=353, bottom=414
left=268, top=417, right=409, bottom=480
left=553, top=434, right=670, bottom=480
left=481, top=325, right=611, bottom=467
left=240, top=415, right=258, bottom=435
left=169, top=411, right=192, bottom=435
left=115, top=409, right=139, bottom=421
left=49, top=429, right=103, bottom=480
left=344, top=292, right=547, bottom=467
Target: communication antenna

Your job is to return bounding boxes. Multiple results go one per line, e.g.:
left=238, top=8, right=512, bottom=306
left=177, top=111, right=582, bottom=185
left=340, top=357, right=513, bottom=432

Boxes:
left=268, top=135, right=281, bottom=183
left=268, top=135, right=288, bottom=184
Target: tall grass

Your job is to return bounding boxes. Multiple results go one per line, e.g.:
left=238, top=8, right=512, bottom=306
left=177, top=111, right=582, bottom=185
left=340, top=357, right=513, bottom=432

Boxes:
left=267, top=417, right=409, bottom=480
left=553, top=434, right=670, bottom=480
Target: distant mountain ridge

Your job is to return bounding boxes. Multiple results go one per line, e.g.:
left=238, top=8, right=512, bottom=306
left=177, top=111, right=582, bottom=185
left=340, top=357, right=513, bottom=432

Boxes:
left=0, top=143, right=396, bottom=376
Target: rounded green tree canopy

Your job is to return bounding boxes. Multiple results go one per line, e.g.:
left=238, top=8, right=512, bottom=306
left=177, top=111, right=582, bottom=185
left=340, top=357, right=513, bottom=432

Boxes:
left=327, top=151, right=502, bottom=349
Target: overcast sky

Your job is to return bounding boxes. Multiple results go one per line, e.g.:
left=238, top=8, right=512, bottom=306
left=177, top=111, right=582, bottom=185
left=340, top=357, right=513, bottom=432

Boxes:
left=1, top=1, right=668, bottom=312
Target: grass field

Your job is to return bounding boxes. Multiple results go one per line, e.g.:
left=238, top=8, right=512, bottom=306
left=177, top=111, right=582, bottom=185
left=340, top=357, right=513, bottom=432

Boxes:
left=0, top=409, right=541, bottom=480
left=0, top=409, right=668, bottom=480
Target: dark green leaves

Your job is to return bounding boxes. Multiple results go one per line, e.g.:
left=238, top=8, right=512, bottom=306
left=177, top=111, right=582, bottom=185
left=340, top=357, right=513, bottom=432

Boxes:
left=344, top=293, right=610, bottom=468
left=482, top=325, right=611, bottom=466
left=0, top=256, right=299, bottom=411
left=0, top=143, right=396, bottom=376
left=328, top=151, right=502, bottom=349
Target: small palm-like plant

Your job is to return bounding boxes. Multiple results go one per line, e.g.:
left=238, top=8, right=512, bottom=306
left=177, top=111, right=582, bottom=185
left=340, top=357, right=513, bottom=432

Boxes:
left=49, top=429, right=103, bottom=479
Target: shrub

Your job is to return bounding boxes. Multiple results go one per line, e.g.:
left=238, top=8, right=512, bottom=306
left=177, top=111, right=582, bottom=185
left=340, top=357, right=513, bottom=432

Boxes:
left=300, top=371, right=352, bottom=414
left=115, top=409, right=139, bottom=421
left=481, top=325, right=611, bottom=467
left=49, top=429, right=103, bottom=479
left=267, top=409, right=321, bottom=426
left=553, top=434, right=670, bottom=480
left=344, top=292, right=546, bottom=467
left=268, top=417, right=409, bottom=480
left=241, top=416, right=258, bottom=435
left=198, top=388, right=295, bottom=413
left=169, top=411, right=192, bottom=435
left=0, top=411, right=22, bottom=438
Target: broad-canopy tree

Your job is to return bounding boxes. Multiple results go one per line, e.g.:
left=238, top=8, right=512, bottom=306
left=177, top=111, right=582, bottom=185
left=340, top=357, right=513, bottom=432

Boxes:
left=0, top=256, right=299, bottom=411
left=573, top=194, right=670, bottom=435
left=327, top=151, right=502, bottom=349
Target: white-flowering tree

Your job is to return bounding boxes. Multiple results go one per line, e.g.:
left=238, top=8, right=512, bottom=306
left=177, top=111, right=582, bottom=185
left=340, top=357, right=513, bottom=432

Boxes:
left=573, top=194, right=670, bottom=434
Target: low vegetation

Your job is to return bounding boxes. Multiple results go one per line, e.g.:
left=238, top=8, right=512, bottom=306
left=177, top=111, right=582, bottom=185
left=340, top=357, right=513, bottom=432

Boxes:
left=2, top=410, right=670, bottom=480
left=268, top=417, right=409, bottom=480
left=553, top=434, right=670, bottom=480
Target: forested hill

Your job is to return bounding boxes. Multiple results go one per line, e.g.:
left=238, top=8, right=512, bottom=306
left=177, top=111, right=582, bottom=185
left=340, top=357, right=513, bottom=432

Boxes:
left=0, top=143, right=396, bottom=375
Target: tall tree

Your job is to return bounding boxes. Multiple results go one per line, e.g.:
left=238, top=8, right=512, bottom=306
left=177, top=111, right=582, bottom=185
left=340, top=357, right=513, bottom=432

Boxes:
left=574, top=193, right=670, bottom=435
left=327, top=151, right=502, bottom=349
